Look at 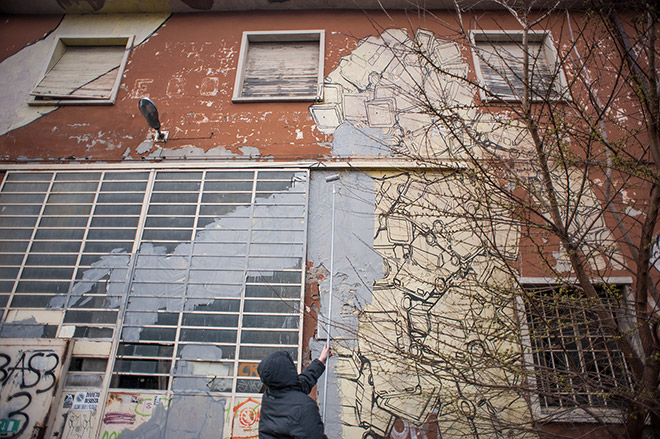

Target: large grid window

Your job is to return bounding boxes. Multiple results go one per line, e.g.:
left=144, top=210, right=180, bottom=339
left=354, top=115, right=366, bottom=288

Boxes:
left=523, top=284, right=633, bottom=412
left=0, top=169, right=308, bottom=398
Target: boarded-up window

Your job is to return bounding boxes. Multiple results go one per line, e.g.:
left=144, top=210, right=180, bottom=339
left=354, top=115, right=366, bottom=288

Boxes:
left=472, top=32, right=563, bottom=102
left=29, top=36, right=133, bottom=105
left=233, top=31, right=324, bottom=102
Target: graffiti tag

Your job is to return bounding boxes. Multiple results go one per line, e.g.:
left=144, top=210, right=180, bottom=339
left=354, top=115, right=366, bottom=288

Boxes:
left=0, top=349, right=60, bottom=438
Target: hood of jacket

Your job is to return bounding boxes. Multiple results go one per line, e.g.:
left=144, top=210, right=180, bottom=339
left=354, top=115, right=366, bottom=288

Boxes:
left=258, top=351, right=299, bottom=390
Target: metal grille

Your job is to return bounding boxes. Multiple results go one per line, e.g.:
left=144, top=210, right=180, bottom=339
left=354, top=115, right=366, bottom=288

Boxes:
left=523, top=284, right=633, bottom=410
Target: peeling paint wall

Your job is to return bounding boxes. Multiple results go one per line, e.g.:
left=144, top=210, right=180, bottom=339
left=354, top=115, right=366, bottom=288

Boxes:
left=0, top=9, right=642, bottom=439
left=0, top=13, right=169, bottom=137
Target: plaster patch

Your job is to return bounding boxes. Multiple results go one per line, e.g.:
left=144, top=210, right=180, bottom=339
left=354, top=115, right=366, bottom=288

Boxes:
left=238, top=145, right=261, bottom=157
left=143, top=144, right=256, bottom=160
left=136, top=140, right=155, bottom=154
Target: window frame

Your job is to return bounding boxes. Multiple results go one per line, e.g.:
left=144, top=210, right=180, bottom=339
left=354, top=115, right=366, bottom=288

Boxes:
left=232, top=30, right=325, bottom=103
left=0, top=168, right=309, bottom=400
left=518, top=277, right=634, bottom=423
left=28, top=35, right=134, bottom=106
left=470, top=30, right=565, bottom=103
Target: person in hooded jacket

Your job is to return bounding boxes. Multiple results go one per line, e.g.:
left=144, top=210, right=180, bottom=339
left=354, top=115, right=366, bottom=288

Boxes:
left=257, top=345, right=332, bottom=439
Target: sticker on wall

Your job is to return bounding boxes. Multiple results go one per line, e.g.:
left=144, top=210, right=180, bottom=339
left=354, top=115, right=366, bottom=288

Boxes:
left=72, top=391, right=100, bottom=411
left=63, top=393, right=75, bottom=409
left=231, top=398, right=261, bottom=439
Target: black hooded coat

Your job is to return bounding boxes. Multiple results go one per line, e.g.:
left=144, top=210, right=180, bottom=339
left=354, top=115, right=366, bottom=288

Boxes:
left=257, top=351, right=328, bottom=439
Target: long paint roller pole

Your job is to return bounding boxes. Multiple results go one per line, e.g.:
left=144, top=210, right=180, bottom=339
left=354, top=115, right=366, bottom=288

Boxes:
left=322, top=176, right=338, bottom=422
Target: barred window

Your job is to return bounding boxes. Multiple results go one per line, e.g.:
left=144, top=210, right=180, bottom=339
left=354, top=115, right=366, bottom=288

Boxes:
left=522, top=284, right=633, bottom=412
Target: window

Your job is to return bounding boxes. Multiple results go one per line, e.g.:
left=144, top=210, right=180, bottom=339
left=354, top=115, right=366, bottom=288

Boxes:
left=29, top=36, right=133, bottom=105
left=65, top=356, right=108, bottom=387
left=0, top=169, right=309, bottom=398
left=471, top=31, right=563, bottom=102
left=521, top=283, right=633, bottom=416
left=232, top=30, right=324, bottom=102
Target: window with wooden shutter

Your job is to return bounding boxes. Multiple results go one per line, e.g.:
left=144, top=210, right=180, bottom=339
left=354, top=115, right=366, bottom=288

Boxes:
left=471, top=31, right=564, bottom=102
left=233, top=31, right=324, bottom=102
left=29, top=36, right=133, bottom=106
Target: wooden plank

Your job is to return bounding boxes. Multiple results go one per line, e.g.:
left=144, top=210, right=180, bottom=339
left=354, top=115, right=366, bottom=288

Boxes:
left=32, top=45, right=124, bottom=100
left=241, top=41, right=319, bottom=98
left=477, top=40, right=557, bottom=100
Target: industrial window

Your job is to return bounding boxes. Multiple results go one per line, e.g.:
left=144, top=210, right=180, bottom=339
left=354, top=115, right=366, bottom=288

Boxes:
left=29, top=36, right=133, bottom=105
left=0, top=169, right=308, bottom=403
left=471, top=31, right=563, bottom=102
left=232, top=30, right=324, bottom=102
left=522, top=284, right=633, bottom=415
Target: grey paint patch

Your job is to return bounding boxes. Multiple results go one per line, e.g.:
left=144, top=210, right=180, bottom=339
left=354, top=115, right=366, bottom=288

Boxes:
left=238, top=145, right=262, bottom=157
left=136, top=140, right=154, bottom=154
left=331, top=121, right=394, bottom=157
left=121, top=182, right=306, bottom=348
left=307, top=171, right=381, bottom=429
left=163, top=394, right=226, bottom=439
left=0, top=317, right=46, bottom=338
left=117, top=391, right=227, bottom=439
left=308, top=171, right=380, bottom=336
left=178, top=344, right=224, bottom=360
left=120, top=402, right=169, bottom=439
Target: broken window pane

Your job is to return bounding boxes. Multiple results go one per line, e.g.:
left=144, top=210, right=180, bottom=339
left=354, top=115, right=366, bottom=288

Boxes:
left=117, top=343, right=174, bottom=358
left=242, top=315, right=299, bottom=329
left=69, top=357, right=108, bottom=372
left=181, top=313, right=239, bottom=328
left=64, top=310, right=118, bottom=324
left=110, top=374, right=169, bottom=390
left=180, top=329, right=237, bottom=343
left=243, top=300, right=299, bottom=313
left=245, top=285, right=300, bottom=298
left=240, top=330, right=298, bottom=345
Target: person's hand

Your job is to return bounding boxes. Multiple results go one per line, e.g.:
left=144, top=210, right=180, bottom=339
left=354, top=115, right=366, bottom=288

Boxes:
left=319, top=345, right=332, bottom=364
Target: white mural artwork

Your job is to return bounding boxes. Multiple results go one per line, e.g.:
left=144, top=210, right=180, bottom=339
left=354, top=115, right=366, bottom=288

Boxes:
left=311, top=28, right=622, bottom=439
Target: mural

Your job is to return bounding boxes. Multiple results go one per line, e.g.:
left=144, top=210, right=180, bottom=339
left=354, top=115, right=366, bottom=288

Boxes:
left=310, top=27, right=625, bottom=439
left=334, top=172, right=528, bottom=439
left=310, top=28, right=478, bottom=160
left=311, top=29, right=531, bottom=439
